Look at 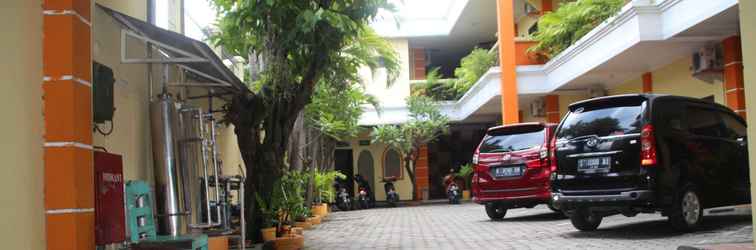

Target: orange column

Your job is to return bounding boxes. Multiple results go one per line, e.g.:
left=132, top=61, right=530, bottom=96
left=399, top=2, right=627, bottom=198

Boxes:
left=542, top=0, right=553, bottom=12
left=723, top=36, right=746, bottom=118
left=545, top=95, right=560, bottom=123
left=497, top=0, right=520, bottom=125
left=414, top=145, right=429, bottom=200
left=43, top=0, right=94, bottom=249
left=642, top=72, right=653, bottom=93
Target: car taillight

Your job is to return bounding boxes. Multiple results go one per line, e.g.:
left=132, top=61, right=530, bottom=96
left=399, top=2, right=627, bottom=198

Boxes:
left=641, top=124, right=657, bottom=166
left=549, top=136, right=558, bottom=172
left=472, top=153, right=479, bottom=165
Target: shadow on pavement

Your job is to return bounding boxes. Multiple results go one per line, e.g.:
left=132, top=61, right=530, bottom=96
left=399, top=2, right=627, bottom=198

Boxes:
left=562, top=215, right=752, bottom=240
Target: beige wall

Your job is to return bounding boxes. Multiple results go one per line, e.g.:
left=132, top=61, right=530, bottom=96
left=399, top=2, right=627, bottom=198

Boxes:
left=93, top=6, right=155, bottom=183
left=738, top=0, right=756, bottom=242
left=609, top=57, right=725, bottom=105
left=0, top=1, right=45, bottom=249
left=362, top=38, right=411, bottom=107
left=350, top=133, right=413, bottom=201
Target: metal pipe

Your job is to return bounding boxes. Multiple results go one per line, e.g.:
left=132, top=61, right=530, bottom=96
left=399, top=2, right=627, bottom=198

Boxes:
left=239, top=177, right=245, bottom=250
left=162, top=64, right=169, bottom=94
left=147, top=42, right=153, bottom=100
left=197, top=109, right=213, bottom=227
left=208, top=93, right=223, bottom=225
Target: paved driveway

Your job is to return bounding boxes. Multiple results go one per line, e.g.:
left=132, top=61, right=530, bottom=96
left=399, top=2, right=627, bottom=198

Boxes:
left=304, top=203, right=752, bottom=249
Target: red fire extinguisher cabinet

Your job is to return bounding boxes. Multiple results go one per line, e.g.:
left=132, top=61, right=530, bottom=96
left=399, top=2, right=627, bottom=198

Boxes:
left=94, top=151, right=126, bottom=245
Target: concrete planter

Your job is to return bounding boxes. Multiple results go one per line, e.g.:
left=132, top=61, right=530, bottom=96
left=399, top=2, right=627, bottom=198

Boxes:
left=272, top=235, right=304, bottom=250
left=311, top=203, right=328, bottom=217
left=294, top=221, right=312, bottom=230
left=309, top=215, right=322, bottom=225
left=261, top=227, right=277, bottom=242
left=463, top=190, right=471, bottom=200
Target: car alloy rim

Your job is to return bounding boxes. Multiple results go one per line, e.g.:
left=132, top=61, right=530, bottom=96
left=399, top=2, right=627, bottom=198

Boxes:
left=682, top=191, right=701, bottom=225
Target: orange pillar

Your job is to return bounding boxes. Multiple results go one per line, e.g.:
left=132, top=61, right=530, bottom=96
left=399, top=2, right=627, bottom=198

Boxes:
left=723, top=36, right=746, bottom=118
left=542, top=0, right=554, bottom=12
left=545, top=95, right=560, bottom=123
left=43, top=0, right=94, bottom=249
left=414, top=145, right=429, bottom=200
left=642, top=72, right=653, bottom=93
left=497, top=0, right=520, bottom=125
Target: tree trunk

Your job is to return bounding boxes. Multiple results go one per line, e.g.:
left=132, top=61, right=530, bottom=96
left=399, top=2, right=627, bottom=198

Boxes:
left=403, top=156, right=416, bottom=200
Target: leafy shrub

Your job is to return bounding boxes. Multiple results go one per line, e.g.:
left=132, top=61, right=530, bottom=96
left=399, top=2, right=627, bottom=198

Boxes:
left=529, top=0, right=625, bottom=58
left=313, top=170, right=347, bottom=204
left=453, top=48, right=497, bottom=94
left=411, top=68, right=461, bottom=101
left=456, top=164, right=474, bottom=190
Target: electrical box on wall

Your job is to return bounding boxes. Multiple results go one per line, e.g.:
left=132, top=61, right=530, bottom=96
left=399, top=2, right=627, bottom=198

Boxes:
left=94, top=151, right=126, bottom=245
left=93, top=62, right=115, bottom=123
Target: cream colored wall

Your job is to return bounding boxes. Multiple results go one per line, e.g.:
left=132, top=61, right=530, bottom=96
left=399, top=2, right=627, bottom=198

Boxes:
left=517, top=16, right=539, bottom=38
left=737, top=0, right=756, bottom=242
left=96, top=0, right=148, bottom=21
left=0, top=1, right=45, bottom=249
left=93, top=6, right=156, bottom=183
left=350, top=134, right=413, bottom=201
left=609, top=58, right=725, bottom=105
left=362, top=38, right=410, bottom=107
left=558, top=92, right=590, bottom=117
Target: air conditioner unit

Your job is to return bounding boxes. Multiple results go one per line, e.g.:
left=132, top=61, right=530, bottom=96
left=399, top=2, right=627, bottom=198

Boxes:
left=691, top=45, right=724, bottom=84
left=587, top=85, right=607, bottom=98
left=531, top=97, right=545, bottom=117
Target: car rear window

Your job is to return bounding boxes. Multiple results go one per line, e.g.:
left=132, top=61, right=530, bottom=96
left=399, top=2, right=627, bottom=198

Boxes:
left=557, top=98, right=645, bottom=140
left=479, top=128, right=545, bottom=153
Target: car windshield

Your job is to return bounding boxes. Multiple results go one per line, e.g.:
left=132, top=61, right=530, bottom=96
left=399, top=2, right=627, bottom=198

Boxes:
left=557, top=99, right=645, bottom=140
left=479, top=129, right=545, bottom=153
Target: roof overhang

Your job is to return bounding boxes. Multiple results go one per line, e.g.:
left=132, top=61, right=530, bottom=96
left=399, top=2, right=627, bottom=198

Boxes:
left=98, top=4, right=249, bottom=94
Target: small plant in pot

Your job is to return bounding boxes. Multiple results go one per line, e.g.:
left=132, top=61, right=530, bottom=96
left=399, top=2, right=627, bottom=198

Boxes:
left=313, top=170, right=346, bottom=216
left=456, top=164, right=474, bottom=200
left=256, top=194, right=280, bottom=242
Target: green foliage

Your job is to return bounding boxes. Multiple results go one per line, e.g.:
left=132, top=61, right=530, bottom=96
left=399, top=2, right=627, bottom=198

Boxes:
left=456, top=164, right=474, bottom=189
left=529, top=0, right=624, bottom=58
left=271, top=170, right=310, bottom=225
left=453, top=48, right=497, bottom=94
left=254, top=194, right=278, bottom=228
left=411, top=68, right=460, bottom=101
left=411, top=48, right=496, bottom=101
left=313, top=170, right=347, bottom=203
left=306, top=85, right=377, bottom=141
left=372, top=95, right=450, bottom=164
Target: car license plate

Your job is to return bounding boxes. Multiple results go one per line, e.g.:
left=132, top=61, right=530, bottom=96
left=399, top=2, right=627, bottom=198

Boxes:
left=492, top=166, right=523, bottom=178
left=577, top=156, right=611, bottom=174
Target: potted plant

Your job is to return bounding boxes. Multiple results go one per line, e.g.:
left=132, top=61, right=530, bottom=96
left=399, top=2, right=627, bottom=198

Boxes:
left=269, top=170, right=308, bottom=249
left=457, top=164, right=474, bottom=200
left=255, top=194, right=279, bottom=242
left=312, top=170, right=346, bottom=217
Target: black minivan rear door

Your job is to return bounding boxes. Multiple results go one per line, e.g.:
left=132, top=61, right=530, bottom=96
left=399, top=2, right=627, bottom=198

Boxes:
left=554, top=96, right=646, bottom=192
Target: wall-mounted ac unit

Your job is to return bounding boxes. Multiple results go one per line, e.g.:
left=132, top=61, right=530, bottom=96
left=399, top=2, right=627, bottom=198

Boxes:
left=691, top=45, right=724, bottom=84
left=587, top=85, right=607, bottom=98
left=531, top=97, right=545, bottom=117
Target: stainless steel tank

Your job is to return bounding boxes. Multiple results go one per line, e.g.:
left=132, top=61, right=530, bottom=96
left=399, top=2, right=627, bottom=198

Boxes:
left=150, top=93, right=188, bottom=236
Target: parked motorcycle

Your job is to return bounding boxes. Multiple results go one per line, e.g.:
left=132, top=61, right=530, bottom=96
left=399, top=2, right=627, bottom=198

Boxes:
left=447, top=182, right=461, bottom=204
left=335, top=187, right=352, bottom=211
left=383, top=177, right=399, bottom=207
left=354, top=174, right=373, bottom=209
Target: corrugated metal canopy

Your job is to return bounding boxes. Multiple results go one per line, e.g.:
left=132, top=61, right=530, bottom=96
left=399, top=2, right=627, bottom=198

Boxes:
left=98, top=4, right=249, bottom=94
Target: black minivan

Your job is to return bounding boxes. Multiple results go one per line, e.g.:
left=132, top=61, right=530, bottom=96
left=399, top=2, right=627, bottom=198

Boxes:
left=550, top=94, right=749, bottom=231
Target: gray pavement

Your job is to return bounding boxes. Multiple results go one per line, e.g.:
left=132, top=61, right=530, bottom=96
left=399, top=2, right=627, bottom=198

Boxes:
left=303, top=203, right=752, bottom=249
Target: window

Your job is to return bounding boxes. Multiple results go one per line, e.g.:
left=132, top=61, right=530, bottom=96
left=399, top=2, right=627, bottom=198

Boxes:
left=383, top=148, right=402, bottom=179
left=479, top=129, right=545, bottom=153
left=686, top=107, right=723, bottom=137
left=557, top=98, right=645, bottom=140
left=722, top=113, right=746, bottom=139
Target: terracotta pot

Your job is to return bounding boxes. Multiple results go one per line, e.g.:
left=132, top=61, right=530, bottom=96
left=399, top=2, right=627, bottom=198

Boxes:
left=311, top=203, right=328, bottom=217
left=309, top=216, right=321, bottom=225
left=462, top=190, right=471, bottom=200
left=261, top=227, right=277, bottom=242
left=290, top=227, right=304, bottom=235
left=293, top=221, right=311, bottom=230
left=272, top=234, right=304, bottom=250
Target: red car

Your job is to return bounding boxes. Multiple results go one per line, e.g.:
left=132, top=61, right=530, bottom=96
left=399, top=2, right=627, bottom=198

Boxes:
left=472, top=123, right=559, bottom=220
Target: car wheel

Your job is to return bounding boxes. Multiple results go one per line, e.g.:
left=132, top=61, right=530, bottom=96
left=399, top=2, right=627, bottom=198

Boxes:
left=570, top=208, right=602, bottom=231
left=668, top=185, right=703, bottom=231
left=547, top=201, right=560, bottom=213
left=485, top=203, right=507, bottom=220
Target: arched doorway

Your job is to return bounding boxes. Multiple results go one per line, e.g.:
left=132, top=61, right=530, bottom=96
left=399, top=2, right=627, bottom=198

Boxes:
left=356, top=150, right=375, bottom=197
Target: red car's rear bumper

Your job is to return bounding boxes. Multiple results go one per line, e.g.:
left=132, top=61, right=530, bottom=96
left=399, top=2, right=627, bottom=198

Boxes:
left=473, top=185, right=551, bottom=205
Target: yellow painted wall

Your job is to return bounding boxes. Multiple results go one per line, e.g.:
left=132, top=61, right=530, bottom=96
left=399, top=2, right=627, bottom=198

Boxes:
left=558, top=92, right=590, bottom=117
left=350, top=133, right=413, bottom=201
left=737, top=0, right=756, bottom=242
left=93, top=6, right=156, bottom=183
left=0, top=1, right=45, bottom=249
left=609, top=58, right=725, bottom=105
left=362, top=39, right=410, bottom=106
